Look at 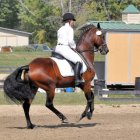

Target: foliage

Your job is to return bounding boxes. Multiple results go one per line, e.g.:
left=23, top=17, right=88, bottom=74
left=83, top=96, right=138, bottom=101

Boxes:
left=35, top=30, right=47, bottom=44
left=18, top=0, right=61, bottom=46
left=0, top=0, right=19, bottom=28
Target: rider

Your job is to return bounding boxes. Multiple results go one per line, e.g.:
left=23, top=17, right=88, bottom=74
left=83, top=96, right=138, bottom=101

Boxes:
left=55, top=12, right=83, bottom=86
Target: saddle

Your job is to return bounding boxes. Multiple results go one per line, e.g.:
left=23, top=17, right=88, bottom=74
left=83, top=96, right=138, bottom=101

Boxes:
left=51, top=51, right=87, bottom=77
left=51, top=51, right=75, bottom=69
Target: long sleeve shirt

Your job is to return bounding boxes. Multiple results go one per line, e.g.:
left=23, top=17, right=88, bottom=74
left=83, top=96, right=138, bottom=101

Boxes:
left=57, top=23, right=76, bottom=49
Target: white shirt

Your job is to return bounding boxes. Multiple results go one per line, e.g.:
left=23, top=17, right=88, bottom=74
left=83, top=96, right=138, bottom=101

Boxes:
left=57, top=23, right=76, bottom=49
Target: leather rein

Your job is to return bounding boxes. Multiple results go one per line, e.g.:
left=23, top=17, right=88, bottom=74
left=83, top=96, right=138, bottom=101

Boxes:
left=77, top=43, right=107, bottom=54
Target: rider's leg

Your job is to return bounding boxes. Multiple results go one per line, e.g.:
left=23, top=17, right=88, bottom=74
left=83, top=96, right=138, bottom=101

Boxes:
left=55, top=45, right=84, bottom=86
left=74, top=61, right=84, bottom=86
left=55, top=45, right=82, bottom=63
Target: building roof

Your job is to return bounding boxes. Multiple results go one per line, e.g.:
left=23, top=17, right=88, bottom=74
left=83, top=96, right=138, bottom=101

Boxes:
left=85, top=21, right=140, bottom=32
left=0, top=27, right=31, bottom=36
left=122, top=4, right=140, bottom=14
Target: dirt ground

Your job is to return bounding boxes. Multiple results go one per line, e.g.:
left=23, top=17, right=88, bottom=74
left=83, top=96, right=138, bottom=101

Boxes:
left=0, top=104, right=140, bottom=140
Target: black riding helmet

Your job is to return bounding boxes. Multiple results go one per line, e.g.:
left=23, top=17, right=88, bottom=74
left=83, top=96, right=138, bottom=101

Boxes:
left=62, top=13, right=76, bottom=22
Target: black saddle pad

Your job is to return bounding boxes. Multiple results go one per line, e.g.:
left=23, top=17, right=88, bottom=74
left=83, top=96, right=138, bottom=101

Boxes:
left=51, top=51, right=75, bottom=69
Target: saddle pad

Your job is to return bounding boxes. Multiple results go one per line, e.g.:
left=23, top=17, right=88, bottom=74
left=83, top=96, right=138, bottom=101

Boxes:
left=50, top=57, right=87, bottom=77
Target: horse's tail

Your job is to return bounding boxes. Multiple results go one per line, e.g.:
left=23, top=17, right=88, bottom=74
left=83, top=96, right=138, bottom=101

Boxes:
left=3, top=65, right=36, bottom=104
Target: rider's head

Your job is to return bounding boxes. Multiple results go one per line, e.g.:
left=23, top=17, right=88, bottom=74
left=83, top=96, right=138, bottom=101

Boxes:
left=62, top=13, right=76, bottom=27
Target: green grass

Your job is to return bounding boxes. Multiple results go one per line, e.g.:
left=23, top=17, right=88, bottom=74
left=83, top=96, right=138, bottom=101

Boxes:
left=0, top=91, right=87, bottom=105
left=1, top=90, right=140, bottom=105
left=0, top=48, right=104, bottom=67
left=0, top=90, right=108, bottom=105
left=94, top=53, right=105, bottom=61
left=0, top=91, right=10, bottom=105
left=108, top=94, right=137, bottom=98
left=0, top=51, right=51, bottom=67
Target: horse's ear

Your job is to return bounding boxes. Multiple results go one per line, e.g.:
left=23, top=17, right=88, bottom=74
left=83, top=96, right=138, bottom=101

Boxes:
left=97, top=23, right=101, bottom=29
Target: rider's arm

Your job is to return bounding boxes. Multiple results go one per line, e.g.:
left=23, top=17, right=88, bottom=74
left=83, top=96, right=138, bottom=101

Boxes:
left=68, top=28, right=76, bottom=49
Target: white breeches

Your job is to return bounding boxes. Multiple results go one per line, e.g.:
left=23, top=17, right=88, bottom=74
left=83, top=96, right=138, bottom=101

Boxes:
left=55, top=45, right=82, bottom=64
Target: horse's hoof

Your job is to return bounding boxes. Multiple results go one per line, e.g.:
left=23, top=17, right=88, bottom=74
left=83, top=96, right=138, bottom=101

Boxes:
left=86, top=112, right=92, bottom=120
left=27, top=124, right=36, bottom=129
left=78, top=113, right=86, bottom=122
left=61, top=119, right=69, bottom=124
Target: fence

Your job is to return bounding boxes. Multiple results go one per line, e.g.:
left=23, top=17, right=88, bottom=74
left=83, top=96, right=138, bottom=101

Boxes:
left=0, top=66, right=17, bottom=73
left=0, top=80, right=4, bottom=88
left=0, top=66, right=17, bottom=90
left=1, top=66, right=140, bottom=102
left=97, top=89, right=140, bottom=102
left=94, top=79, right=140, bottom=102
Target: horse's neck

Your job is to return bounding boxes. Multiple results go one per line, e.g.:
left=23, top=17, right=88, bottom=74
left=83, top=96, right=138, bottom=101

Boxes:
left=76, top=44, right=94, bottom=70
left=76, top=28, right=95, bottom=70
left=83, top=50, right=94, bottom=69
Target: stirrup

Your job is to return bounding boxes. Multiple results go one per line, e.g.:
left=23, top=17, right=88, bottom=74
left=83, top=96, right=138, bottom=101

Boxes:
left=75, top=79, right=84, bottom=86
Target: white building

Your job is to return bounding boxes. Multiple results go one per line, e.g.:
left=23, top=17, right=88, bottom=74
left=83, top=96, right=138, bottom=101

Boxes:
left=0, top=27, right=31, bottom=47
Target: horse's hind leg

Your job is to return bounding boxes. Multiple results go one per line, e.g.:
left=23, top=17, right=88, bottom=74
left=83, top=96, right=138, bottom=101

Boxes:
left=23, top=99, right=35, bottom=129
left=45, top=91, right=68, bottom=123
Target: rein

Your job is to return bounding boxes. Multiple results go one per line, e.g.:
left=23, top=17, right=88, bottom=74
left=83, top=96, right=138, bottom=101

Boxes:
left=77, top=43, right=107, bottom=54
left=77, top=48, right=94, bottom=53
left=76, top=42, right=107, bottom=69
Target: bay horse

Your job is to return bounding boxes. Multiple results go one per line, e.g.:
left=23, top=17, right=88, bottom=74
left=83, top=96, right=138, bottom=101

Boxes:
left=3, top=23, right=109, bottom=129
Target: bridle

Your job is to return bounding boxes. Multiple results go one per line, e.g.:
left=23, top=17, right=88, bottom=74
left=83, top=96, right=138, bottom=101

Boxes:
left=77, top=43, right=107, bottom=54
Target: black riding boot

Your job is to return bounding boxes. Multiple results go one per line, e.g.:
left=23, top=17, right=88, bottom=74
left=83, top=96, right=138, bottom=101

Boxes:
left=74, top=62, right=84, bottom=86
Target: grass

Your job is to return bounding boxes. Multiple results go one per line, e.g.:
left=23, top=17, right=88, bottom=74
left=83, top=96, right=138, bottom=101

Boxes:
left=0, top=48, right=104, bottom=67
left=1, top=90, right=140, bottom=105
left=108, top=94, right=137, bottom=98
left=95, top=53, right=105, bottom=61
left=0, top=51, right=51, bottom=67
left=0, top=91, right=87, bottom=105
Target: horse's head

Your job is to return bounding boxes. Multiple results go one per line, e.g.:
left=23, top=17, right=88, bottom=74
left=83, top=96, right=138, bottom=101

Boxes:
left=92, top=23, right=109, bottom=55
left=77, top=23, right=109, bottom=55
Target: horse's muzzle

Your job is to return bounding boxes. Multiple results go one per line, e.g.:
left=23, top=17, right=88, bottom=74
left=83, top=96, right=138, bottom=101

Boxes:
left=99, top=44, right=109, bottom=55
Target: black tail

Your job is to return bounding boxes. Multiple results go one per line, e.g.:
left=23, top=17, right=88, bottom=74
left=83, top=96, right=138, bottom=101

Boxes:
left=3, top=65, right=36, bottom=104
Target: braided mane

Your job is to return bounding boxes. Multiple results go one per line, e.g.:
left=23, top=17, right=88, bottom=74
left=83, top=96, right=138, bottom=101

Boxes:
left=76, top=24, right=95, bottom=46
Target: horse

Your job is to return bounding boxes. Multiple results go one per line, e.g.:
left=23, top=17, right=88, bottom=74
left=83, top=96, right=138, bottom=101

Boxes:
left=0, top=46, right=12, bottom=53
left=3, top=23, right=109, bottom=129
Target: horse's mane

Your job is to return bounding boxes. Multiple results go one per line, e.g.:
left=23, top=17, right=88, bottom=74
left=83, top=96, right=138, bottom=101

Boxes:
left=76, top=24, right=95, bottom=46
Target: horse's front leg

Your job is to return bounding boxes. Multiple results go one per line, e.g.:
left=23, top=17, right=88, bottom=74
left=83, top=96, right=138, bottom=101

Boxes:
left=80, top=89, right=94, bottom=121
left=45, top=90, right=68, bottom=123
left=85, top=91, right=94, bottom=119
left=23, top=99, right=35, bottom=129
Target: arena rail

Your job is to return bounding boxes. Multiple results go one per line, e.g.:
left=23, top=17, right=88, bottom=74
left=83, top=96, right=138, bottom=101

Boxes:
left=96, top=89, right=140, bottom=101
left=0, top=66, right=17, bottom=73
left=0, top=66, right=17, bottom=90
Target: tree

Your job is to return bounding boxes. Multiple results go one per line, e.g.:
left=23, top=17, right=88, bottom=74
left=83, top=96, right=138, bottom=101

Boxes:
left=18, top=0, right=61, bottom=46
left=0, top=0, right=20, bottom=28
left=1, top=0, right=140, bottom=46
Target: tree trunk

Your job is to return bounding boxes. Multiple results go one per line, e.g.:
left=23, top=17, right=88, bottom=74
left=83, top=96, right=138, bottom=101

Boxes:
left=60, top=0, right=64, bottom=15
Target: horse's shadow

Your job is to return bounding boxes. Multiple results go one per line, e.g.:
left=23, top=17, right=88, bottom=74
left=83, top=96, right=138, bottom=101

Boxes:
left=7, top=122, right=99, bottom=129
left=39, top=122, right=99, bottom=129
